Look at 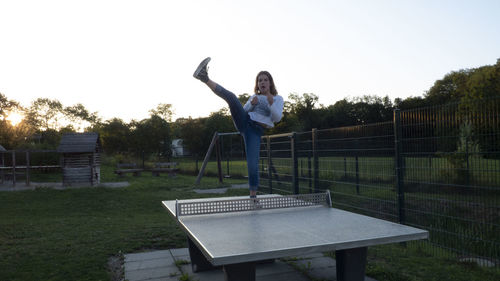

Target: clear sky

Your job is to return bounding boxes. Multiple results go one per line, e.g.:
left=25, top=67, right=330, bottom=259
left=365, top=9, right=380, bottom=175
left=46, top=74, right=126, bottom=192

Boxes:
left=1, top=0, right=499, bottom=122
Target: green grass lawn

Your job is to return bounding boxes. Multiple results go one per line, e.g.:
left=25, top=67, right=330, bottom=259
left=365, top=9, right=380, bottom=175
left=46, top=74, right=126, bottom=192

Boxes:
left=0, top=165, right=498, bottom=281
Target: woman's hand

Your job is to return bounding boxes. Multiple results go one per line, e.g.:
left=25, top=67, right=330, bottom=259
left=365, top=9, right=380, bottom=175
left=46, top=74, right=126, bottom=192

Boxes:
left=266, top=93, right=274, bottom=105
left=251, top=96, right=258, bottom=105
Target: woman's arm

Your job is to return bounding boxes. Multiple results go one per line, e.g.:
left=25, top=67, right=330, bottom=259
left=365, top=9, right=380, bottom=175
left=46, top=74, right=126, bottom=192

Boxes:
left=269, top=95, right=284, bottom=123
left=244, top=95, right=258, bottom=112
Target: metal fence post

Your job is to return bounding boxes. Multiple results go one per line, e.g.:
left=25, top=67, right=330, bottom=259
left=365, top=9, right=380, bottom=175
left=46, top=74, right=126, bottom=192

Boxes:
left=394, top=109, right=406, bottom=224
left=267, top=136, right=272, bottom=194
left=308, top=153, right=312, bottom=193
left=291, top=132, right=299, bottom=194
left=312, top=128, right=319, bottom=193
left=355, top=155, right=360, bottom=195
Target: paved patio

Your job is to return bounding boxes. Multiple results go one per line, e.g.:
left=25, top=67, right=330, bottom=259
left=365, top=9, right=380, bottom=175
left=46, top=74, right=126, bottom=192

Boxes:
left=124, top=248, right=377, bottom=281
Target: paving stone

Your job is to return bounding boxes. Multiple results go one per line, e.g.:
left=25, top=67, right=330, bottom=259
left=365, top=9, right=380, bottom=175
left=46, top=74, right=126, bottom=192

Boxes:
left=173, top=254, right=190, bottom=263
left=182, top=265, right=224, bottom=281
left=125, top=258, right=175, bottom=272
left=125, top=250, right=173, bottom=262
left=170, top=248, right=189, bottom=257
left=307, top=266, right=336, bottom=281
left=124, top=265, right=180, bottom=281
left=123, top=248, right=377, bottom=281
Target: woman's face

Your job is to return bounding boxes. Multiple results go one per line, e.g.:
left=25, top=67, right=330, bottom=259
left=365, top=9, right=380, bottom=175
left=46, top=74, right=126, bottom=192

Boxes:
left=257, top=74, right=271, bottom=95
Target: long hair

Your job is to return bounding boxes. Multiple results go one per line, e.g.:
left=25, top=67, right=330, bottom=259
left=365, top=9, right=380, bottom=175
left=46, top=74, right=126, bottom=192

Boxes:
left=254, top=71, right=278, bottom=96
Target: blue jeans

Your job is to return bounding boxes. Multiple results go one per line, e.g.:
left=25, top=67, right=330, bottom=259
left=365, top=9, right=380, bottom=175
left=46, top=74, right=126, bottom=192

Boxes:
left=215, top=84, right=264, bottom=191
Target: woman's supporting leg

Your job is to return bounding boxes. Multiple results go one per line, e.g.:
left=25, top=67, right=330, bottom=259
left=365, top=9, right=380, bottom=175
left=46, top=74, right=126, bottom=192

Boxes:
left=245, top=124, right=263, bottom=194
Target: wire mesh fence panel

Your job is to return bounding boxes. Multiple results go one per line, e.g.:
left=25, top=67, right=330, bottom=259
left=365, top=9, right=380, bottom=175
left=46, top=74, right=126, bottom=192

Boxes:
left=196, top=97, right=499, bottom=268
left=259, top=133, right=295, bottom=194
left=400, top=98, right=500, bottom=266
left=313, top=122, right=398, bottom=222
left=259, top=97, right=499, bottom=267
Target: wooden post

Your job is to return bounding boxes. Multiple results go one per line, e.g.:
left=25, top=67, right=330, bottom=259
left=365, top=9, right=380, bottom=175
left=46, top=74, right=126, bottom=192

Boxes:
left=26, top=151, right=30, bottom=186
left=1, top=152, right=4, bottom=184
left=12, top=150, right=16, bottom=187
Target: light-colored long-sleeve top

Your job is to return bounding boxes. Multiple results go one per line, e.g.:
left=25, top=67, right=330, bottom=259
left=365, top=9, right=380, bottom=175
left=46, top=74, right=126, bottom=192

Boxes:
left=243, top=94, right=284, bottom=128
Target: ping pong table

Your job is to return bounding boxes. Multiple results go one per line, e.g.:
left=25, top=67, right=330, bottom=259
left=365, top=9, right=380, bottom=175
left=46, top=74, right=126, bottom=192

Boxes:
left=162, top=192, right=428, bottom=281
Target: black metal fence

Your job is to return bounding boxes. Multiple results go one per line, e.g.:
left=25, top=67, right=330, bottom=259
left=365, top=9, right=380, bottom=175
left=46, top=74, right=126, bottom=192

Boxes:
left=253, top=97, right=499, bottom=268
left=188, top=97, right=499, bottom=267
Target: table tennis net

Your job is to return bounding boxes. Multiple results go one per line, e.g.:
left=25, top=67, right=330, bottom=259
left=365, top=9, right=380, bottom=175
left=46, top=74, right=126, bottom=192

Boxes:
left=176, top=192, right=331, bottom=217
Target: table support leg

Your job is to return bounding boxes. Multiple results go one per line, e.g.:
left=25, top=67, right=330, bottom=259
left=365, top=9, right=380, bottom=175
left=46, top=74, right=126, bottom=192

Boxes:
left=335, top=247, right=368, bottom=281
left=187, top=237, right=215, bottom=272
left=223, top=262, right=256, bottom=281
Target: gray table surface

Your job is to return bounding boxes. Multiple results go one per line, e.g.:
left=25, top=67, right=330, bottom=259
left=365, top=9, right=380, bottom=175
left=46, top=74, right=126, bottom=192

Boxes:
left=162, top=195, right=428, bottom=266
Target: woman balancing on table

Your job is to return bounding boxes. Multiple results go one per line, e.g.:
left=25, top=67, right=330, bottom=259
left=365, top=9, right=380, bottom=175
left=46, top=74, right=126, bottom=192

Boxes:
left=193, top=57, right=284, bottom=199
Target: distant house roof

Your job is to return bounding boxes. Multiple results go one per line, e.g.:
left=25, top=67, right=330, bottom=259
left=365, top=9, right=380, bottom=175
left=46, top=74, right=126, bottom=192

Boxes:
left=0, top=145, right=6, bottom=151
left=57, top=132, right=101, bottom=153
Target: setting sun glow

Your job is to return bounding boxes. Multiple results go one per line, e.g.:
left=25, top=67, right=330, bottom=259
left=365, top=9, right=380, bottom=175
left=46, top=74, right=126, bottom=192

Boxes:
left=6, top=111, right=24, bottom=126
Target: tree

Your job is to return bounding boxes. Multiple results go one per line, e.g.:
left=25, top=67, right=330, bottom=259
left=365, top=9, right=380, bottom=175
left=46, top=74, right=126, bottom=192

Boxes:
left=64, top=103, right=101, bottom=131
left=238, top=93, right=251, bottom=105
left=131, top=115, right=172, bottom=159
left=178, top=117, right=207, bottom=157
left=203, top=109, right=234, bottom=135
left=25, top=98, right=64, bottom=131
left=323, top=99, right=359, bottom=128
left=93, top=118, right=131, bottom=154
left=149, top=103, right=174, bottom=122
left=286, top=93, right=322, bottom=131
left=0, top=93, right=19, bottom=120
left=0, top=93, right=27, bottom=149
left=394, top=96, right=429, bottom=110
left=349, top=95, right=393, bottom=124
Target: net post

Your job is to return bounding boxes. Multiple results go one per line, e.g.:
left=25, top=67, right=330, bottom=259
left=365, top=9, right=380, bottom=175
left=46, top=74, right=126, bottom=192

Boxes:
left=325, top=190, right=332, bottom=207
left=175, top=199, right=179, bottom=219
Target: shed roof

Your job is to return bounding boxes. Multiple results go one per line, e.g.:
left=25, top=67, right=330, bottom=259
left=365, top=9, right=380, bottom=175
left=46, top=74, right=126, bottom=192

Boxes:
left=57, top=132, right=101, bottom=153
left=0, top=145, right=6, bottom=151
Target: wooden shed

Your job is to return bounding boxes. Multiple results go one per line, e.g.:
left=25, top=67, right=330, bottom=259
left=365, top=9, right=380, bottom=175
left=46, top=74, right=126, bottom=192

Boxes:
left=57, top=133, right=102, bottom=187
